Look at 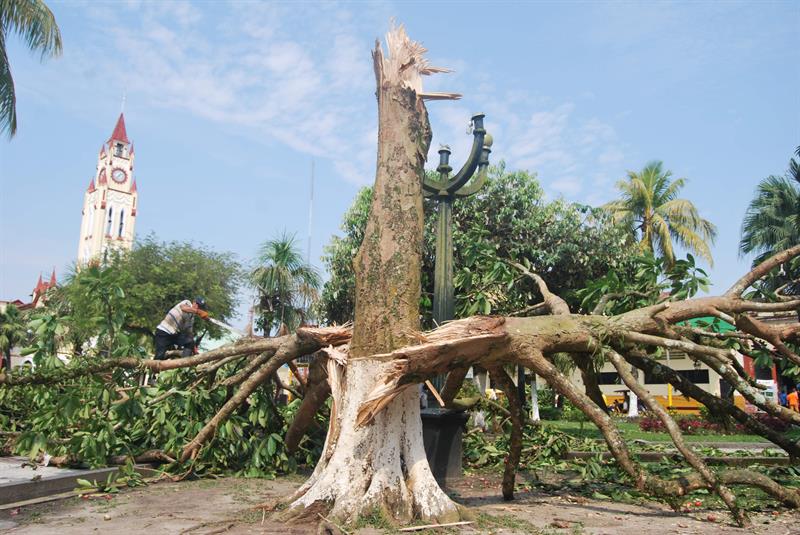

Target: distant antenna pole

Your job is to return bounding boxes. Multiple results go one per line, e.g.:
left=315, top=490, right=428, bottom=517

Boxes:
left=120, top=90, right=127, bottom=114
left=307, top=159, right=314, bottom=264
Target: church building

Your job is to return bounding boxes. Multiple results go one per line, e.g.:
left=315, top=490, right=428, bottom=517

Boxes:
left=76, top=114, right=139, bottom=264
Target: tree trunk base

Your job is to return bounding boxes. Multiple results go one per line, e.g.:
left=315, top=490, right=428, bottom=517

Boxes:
left=284, top=360, right=468, bottom=525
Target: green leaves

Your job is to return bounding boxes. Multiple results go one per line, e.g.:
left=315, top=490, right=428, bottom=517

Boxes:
left=250, top=232, right=321, bottom=335
left=320, top=165, right=637, bottom=326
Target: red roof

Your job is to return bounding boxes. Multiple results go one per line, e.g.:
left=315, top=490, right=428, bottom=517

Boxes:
left=131, top=179, right=138, bottom=192
left=109, top=113, right=129, bottom=144
left=49, top=268, right=57, bottom=287
left=130, top=143, right=135, bottom=156
left=99, top=144, right=107, bottom=158
left=98, top=168, right=107, bottom=185
left=87, top=178, right=96, bottom=193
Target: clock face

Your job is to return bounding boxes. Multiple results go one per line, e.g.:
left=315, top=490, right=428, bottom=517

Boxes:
left=111, top=168, right=127, bottom=183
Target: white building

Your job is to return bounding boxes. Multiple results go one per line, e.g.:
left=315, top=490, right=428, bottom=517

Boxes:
left=76, top=114, right=139, bottom=264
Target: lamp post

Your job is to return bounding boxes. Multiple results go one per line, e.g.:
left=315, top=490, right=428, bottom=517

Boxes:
left=424, top=113, right=492, bottom=389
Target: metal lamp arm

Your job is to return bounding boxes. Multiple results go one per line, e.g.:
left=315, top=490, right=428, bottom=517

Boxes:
left=445, top=116, right=486, bottom=192
left=422, top=175, right=445, bottom=195
left=454, top=165, right=488, bottom=198
left=455, top=141, right=492, bottom=198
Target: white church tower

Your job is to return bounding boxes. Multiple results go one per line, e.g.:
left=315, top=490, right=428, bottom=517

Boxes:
left=77, top=113, right=139, bottom=264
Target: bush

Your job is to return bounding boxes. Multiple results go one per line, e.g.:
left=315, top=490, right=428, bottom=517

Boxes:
left=638, top=411, right=793, bottom=435
left=539, top=406, right=562, bottom=421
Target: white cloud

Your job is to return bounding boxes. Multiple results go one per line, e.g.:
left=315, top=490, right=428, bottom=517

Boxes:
left=59, top=3, right=628, bottom=196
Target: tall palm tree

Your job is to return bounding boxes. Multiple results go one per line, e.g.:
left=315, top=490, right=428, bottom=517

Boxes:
left=1, top=0, right=62, bottom=138
left=605, top=161, right=717, bottom=266
left=0, top=304, right=26, bottom=370
left=739, top=147, right=800, bottom=295
left=250, top=232, right=321, bottom=335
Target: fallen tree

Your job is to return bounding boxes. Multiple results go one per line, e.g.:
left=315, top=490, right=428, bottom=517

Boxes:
left=1, top=24, right=799, bottom=529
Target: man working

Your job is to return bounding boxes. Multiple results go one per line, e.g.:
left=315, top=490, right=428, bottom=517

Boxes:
left=154, top=297, right=209, bottom=360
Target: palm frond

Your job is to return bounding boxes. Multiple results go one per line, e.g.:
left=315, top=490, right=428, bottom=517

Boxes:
left=1, top=0, right=62, bottom=59
left=0, top=30, right=16, bottom=137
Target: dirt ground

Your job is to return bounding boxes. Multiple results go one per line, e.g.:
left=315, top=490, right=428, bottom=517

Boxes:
left=1, top=471, right=798, bottom=535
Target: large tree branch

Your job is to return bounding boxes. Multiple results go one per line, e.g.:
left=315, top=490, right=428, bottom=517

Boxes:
left=606, top=347, right=747, bottom=526
left=726, top=244, right=800, bottom=297
left=620, top=331, right=800, bottom=425
left=180, top=334, right=325, bottom=462
left=624, top=350, right=800, bottom=457
left=0, top=326, right=351, bottom=387
left=285, top=354, right=330, bottom=453
left=487, top=365, right=523, bottom=501
left=510, top=261, right=570, bottom=315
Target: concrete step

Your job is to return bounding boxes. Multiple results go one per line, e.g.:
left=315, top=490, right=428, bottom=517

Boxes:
left=0, top=456, right=156, bottom=507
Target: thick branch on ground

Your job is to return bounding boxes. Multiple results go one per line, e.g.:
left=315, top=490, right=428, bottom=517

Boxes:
left=181, top=329, right=346, bottom=462
left=50, top=449, right=175, bottom=467
left=487, top=366, right=523, bottom=501
left=624, top=351, right=800, bottom=457
left=606, top=348, right=747, bottom=526
left=285, top=354, right=330, bottom=453
left=440, top=366, right=469, bottom=406
left=0, top=326, right=350, bottom=387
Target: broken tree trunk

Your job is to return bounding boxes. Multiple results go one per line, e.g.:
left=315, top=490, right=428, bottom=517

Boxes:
left=284, top=25, right=464, bottom=524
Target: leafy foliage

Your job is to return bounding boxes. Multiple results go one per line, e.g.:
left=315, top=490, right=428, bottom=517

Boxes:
left=0, top=303, right=26, bottom=369
left=319, top=164, right=635, bottom=325
left=251, top=232, right=321, bottom=335
left=577, top=252, right=711, bottom=316
left=50, top=235, right=243, bottom=354
left=739, top=147, right=800, bottom=296
left=0, top=247, right=321, bottom=476
left=1, top=0, right=63, bottom=137
left=463, top=398, right=577, bottom=471
left=604, top=161, right=717, bottom=266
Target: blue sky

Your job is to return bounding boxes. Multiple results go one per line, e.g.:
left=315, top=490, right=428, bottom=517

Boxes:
left=1, top=1, right=798, bottom=328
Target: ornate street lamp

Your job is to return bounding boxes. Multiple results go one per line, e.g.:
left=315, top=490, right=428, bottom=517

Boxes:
left=424, top=113, right=492, bottom=390
left=418, top=114, right=492, bottom=483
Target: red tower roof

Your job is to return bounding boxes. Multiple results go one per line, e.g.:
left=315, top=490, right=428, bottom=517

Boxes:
left=49, top=268, right=57, bottom=287
left=131, top=179, right=138, bottom=192
left=99, top=144, right=107, bottom=158
left=34, top=274, right=44, bottom=294
left=87, top=178, right=96, bottom=193
left=109, top=113, right=130, bottom=144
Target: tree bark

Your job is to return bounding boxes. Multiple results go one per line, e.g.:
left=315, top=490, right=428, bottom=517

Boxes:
left=488, top=366, right=523, bottom=501
left=285, top=354, right=330, bottom=453
left=285, top=26, right=464, bottom=524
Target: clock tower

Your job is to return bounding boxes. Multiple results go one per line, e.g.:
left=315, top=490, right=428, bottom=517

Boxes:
left=77, top=113, right=139, bottom=264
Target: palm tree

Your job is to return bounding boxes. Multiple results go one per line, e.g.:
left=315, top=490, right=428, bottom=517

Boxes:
left=0, top=304, right=27, bottom=370
left=604, top=161, right=717, bottom=266
left=1, top=0, right=62, bottom=138
left=739, top=147, right=800, bottom=295
left=250, top=232, right=321, bottom=335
